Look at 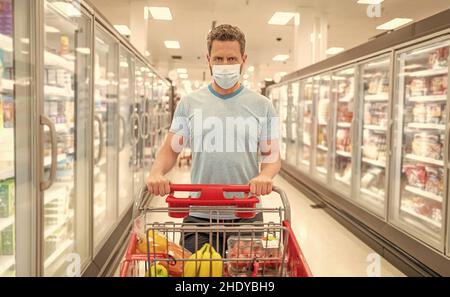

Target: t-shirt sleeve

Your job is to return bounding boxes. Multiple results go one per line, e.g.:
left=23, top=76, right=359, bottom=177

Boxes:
left=260, top=101, right=279, bottom=141
left=169, top=98, right=190, bottom=139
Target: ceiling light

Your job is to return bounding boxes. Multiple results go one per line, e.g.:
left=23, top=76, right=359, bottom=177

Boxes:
left=179, top=73, right=188, bottom=79
left=357, top=0, right=384, bottom=4
left=145, top=51, right=151, bottom=57
left=265, top=78, right=273, bottom=82
left=376, top=18, right=413, bottom=30
left=164, top=40, right=180, bottom=49
left=248, top=66, right=255, bottom=72
left=326, top=47, right=345, bottom=55
left=114, top=25, right=131, bottom=36
left=45, top=25, right=60, bottom=33
left=243, top=74, right=250, bottom=80
left=273, top=54, right=289, bottom=62
left=177, top=68, right=188, bottom=74
left=268, top=12, right=296, bottom=25
left=146, top=7, right=172, bottom=21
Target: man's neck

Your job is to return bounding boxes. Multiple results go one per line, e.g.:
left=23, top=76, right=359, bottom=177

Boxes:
left=211, top=81, right=241, bottom=96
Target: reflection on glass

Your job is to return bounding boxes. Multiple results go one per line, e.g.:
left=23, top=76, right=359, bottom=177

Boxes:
left=280, top=85, right=288, bottom=161
left=298, top=78, right=313, bottom=167
left=391, top=40, right=449, bottom=248
left=0, top=0, right=15, bottom=277
left=43, top=0, right=90, bottom=276
left=332, top=68, right=355, bottom=191
left=93, top=27, right=119, bottom=249
left=315, top=75, right=330, bottom=178
left=118, top=48, right=134, bottom=216
left=286, top=82, right=300, bottom=166
left=133, top=62, right=145, bottom=199
left=358, top=57, right=390, bottom=214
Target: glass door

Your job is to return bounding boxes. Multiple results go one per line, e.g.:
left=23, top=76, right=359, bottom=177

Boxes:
left=356, top=56, right=391, bottom=216
left=133, top=61, right=145, bottom=199
left=279, top=84, right=288, bottom=161
left=313, top=75, right=331, bottom=181
left=286, top=82, right=300, bottom=166
left=42, top=0, right=91, bottom=276
left=331, top=67, right=356, bottom=194
left=298, top=78, right=313, bottom=169
left=390, top=38, right=449, bottom=250
left=142, top=67, right=153, bottom=175
left=118, top=47, right=134, bottom=217
left=93, top=26, right=119, bottom=250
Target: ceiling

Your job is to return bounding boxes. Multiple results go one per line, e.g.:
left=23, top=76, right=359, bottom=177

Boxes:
left=89, top=0, right=450, bottom=92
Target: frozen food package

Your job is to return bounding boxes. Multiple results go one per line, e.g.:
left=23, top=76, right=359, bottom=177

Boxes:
left=404, top=164, right=427, bottom=189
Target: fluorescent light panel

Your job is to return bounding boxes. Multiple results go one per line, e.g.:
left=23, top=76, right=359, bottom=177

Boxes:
left=357, top=0, right=384, bottom=4
left=147, top=7, right=172, bottom=20
left=376, top=18, right=413, bottom=30
left=268, top=12, right=296, bottom=25
left=179, top=73, right=188, bottom=79
left=273, top=54, right=289, bottom=62
left=164, top=40, right=180, bottom=49
left=114, top=25, right=131, bottom=36
left=177, top=68, right=188, bottom=74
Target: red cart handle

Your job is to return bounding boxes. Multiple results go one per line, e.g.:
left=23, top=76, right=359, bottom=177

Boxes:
left=166, top=184, right=259, bottom=219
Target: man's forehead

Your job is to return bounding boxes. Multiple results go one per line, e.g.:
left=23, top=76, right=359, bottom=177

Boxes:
left=210, top=40, right=241, bottom=54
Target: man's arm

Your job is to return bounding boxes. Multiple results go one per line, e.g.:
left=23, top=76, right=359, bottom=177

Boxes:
left=147, top=132, right=184, bottom=196
left=249, top=139, right=281, bottom=196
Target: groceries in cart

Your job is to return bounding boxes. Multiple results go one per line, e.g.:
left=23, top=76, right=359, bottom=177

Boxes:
left=183, top=243, right=223, bottom=277
left=226, top=234, right=284, bottom=277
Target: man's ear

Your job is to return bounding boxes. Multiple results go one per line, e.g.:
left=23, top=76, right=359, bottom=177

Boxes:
left=242, top=53, right=248, bottom=64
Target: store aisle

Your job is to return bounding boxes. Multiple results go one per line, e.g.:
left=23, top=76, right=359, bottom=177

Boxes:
left=140, top=166, right=404, bottom=277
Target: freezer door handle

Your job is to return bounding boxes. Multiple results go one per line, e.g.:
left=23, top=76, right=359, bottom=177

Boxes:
left=40, top=115, right=57, bottom=191
left=119, top=115, right=126, bottom=152
left=94, top=115, right=104, bottom=165
left=130, top=112, right=141, bottom=145
left=140, top=112, right=150, bottom=140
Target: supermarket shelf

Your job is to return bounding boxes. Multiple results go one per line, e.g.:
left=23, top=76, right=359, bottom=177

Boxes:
left=44, top=154, right=67, bottom=167
left=406, top=68, right=448, bottom=77
left=45, top=85, right=74, bottom=99
left=0, top=256, right=15, bottom=276
left=337, top=122, right=351, bottom=128
left=45, top=51, right=74, bottom=72
left=336, top=150, right=352, bottom=158
left=44, top=239, right=74, bottom=270
left=0, top=216, right=14, bottom=233
left=316, top=167, right=327, bottom=174
left=94, top=184, right=106, bottom=199
left=0, top=79, right=14, bottom=92
left=44, top=183, right=72, bottom=205
left=408, top=95, right=447, bottom=103
left=0, top=169, right=14, bottom=181
left=365, top=94, right=389, bottom=102
left=404, top=154, right=444, bottom=167
left=318, top=121, right=328, bottom=126
left=317, top=145, right=328, bottom=152
left=361, top=188, right=385, bottom=203
left=404, top=186, right=443, bottom=203
left=44, top=212, right=74, bottom=239
left=407, top=123, right=446, bottom=130
left=301, top=160, right=310, bottom=166
left=364, top=125, right=387, bottom=131
left=335, top=175, right=351, bottom=186
left=362, top=158, right=386, bottom=168
left=401, top=206, right=441, bottom=228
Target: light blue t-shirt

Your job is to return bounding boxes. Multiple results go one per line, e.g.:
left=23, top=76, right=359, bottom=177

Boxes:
left=170, top=84, right=279, bottom=219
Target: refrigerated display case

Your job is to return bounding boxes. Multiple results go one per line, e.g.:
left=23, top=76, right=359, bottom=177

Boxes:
left=133, top=61, right=145, bottom=200
left=93, top=25, right=119, bottom=250
left=313, top=75, right=331, bottom=180
left=355, top=56, right=391, bottom=216
left=279, top=85, right=288, bottom=161
left=117, top=47, right=134, bottom=217
left=286, top=82, right=300, bottom=166
left=41, top=0, right=92, bottom=276
left=331, top=67, right=356, bottom=193
left=298, top=78, right=314, bottom=169
left=390, top=38, right=449, bottom=250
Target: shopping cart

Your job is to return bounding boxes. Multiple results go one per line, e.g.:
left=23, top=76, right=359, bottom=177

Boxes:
left=119, top=184, right=312, bottom=277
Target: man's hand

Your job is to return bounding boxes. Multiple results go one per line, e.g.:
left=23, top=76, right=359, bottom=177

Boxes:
left=249, top=174, right=273, bottom=196
left=147, top=174, right=171, bottom=196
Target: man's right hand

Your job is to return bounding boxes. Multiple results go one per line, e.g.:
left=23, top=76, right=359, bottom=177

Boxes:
left=147, top=174, right=171, bottom=196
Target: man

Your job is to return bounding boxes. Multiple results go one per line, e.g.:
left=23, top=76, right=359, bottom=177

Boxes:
left=146, top=24, right=281, bottom=254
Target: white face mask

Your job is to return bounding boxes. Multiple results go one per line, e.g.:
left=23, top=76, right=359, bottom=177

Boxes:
left=211, top=64, right=241, bottom=90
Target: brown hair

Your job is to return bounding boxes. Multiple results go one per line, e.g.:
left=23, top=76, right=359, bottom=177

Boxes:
left=207, top=24, right=246, bottom=56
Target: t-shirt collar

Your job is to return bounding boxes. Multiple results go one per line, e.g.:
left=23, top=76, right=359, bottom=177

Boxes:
left=208, top=83, right=245, bottom=100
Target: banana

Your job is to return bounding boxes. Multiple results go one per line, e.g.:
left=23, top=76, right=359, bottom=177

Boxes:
left=183, top=244, right=208, bottom=277
left=199, top=244, right=223, bottom=277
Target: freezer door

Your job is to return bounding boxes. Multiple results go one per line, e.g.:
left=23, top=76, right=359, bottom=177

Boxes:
left=355, top=56, right=391, bottom=217
left=133, top=61, right=146, bottom=200
left=390, top=38, right=449, bottom=251
left=41, top=0, right=92, bottom=276
left=313, top=75, right=331, bottom=182
left=93, top=26, right=119, bottom=252
left=118, top=47, right=135, bottom=217
left=279, top=85, right=288, bottom=161
left=331, top=67, right=356, bottom=195
left=141, top=67, right=154, bottom=183
left=286, top=82, right=300, bottom=166
left=298, top=78, right=314, bottom=170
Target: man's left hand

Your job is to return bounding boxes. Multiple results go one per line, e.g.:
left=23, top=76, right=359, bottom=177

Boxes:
left=249, top=175, right=273, bottom=196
